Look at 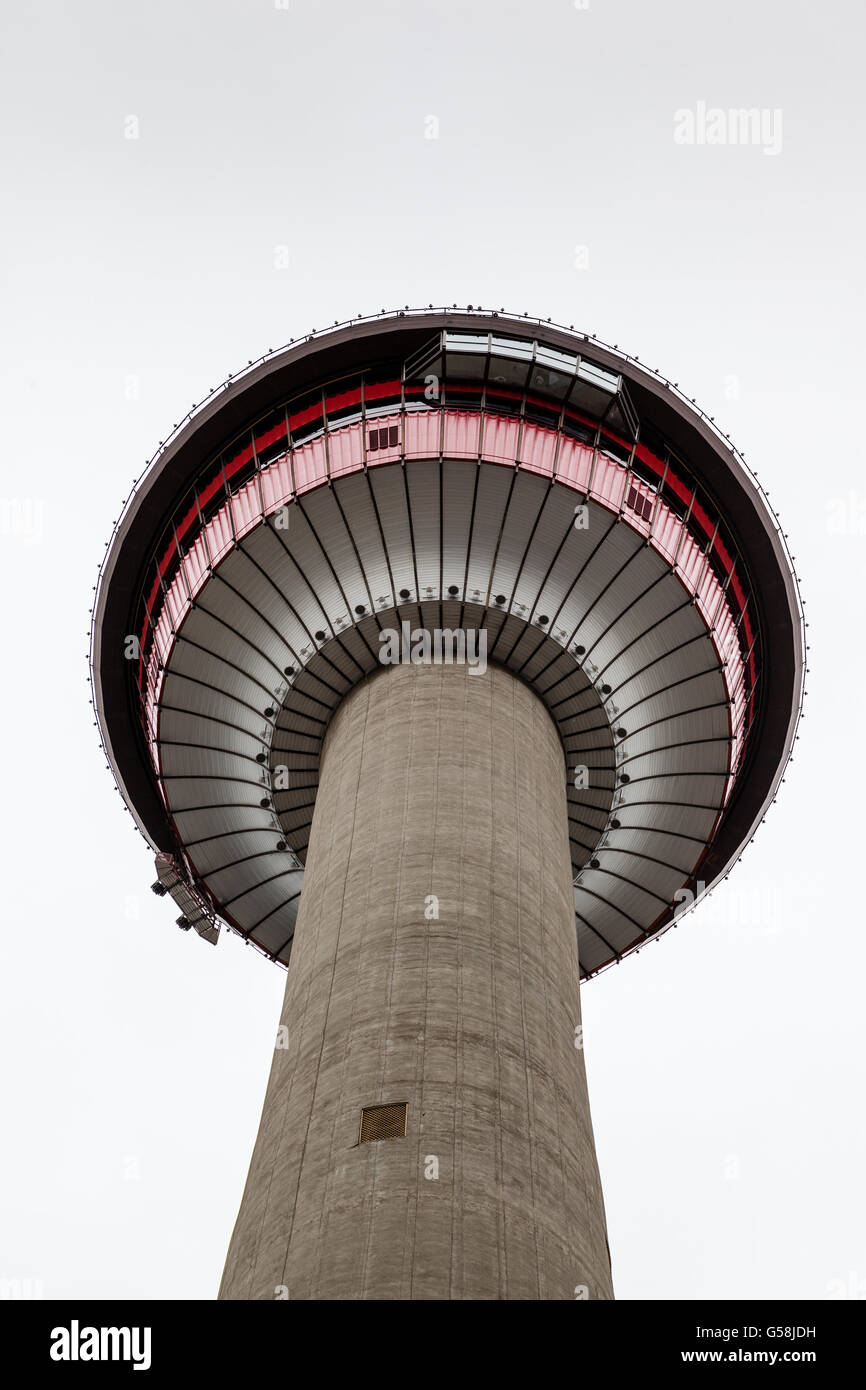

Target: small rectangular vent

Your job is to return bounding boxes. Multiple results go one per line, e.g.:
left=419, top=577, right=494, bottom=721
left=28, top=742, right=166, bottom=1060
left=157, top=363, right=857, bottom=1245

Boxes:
left=625, top=483, right=654, bottom=523
left=359, top=1102, right=408, bottom=1144
left=369, top=425, right=399, bottom=451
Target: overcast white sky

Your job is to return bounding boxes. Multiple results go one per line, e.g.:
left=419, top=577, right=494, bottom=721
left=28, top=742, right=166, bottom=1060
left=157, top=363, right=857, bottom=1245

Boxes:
left=1, top=0, right=864, bottom=1301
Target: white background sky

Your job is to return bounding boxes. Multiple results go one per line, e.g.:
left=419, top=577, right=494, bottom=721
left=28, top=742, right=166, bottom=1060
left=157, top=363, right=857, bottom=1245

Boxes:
left=1, top=0, right=863, bottom=1300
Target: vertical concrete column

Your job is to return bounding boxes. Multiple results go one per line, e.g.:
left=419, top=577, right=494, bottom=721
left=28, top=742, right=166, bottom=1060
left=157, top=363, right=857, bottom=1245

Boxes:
left=219, top=661, right=613, bottom=1300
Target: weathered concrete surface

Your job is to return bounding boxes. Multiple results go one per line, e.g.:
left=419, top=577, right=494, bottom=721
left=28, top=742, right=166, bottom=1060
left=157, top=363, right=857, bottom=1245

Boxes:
left=219, top=661, right=613, bottom=1300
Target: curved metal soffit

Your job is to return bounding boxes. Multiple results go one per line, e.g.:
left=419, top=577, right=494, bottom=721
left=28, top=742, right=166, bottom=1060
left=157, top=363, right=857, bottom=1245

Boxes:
left=90, top=307, right=806, bottom=979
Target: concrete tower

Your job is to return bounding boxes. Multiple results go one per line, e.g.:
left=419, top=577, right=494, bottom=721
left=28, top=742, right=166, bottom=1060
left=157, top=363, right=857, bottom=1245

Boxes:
left=219, top=663, right=612, bottom=1299
left=90, top=309, right=804, bottom=1300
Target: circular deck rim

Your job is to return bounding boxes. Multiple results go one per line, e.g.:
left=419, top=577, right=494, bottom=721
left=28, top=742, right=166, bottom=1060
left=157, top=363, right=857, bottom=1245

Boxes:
left=90, top=307, right=806, bottom=975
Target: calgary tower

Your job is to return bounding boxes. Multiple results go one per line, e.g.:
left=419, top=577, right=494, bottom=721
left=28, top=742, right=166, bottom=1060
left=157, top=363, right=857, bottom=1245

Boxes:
left=91, top=308, right=804, bottom=1299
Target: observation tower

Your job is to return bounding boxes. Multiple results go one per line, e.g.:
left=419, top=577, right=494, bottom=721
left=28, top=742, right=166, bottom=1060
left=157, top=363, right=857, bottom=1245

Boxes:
left=90, top=309, right=804, bottom=1300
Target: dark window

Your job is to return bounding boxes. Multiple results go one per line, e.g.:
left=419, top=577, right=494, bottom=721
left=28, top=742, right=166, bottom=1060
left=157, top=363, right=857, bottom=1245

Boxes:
left=369, top=425, right=399, bottom=451
left=626, top=484, right=653, bottom=523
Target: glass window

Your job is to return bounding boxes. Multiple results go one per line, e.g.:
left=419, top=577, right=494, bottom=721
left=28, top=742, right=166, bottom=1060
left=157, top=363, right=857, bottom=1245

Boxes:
left=535, top=346, right=577, bottom=374
left=446, top=351, right=488, bottom=381
left=443, top=332, right=489, bottom=352
left=577, top=359, right=619, bottom=393
left=568, top=377, right=616, bottom=419
left=486, top=354, right=530, bottom=389
left=490, top=335, right=534, bottom=360
left=603, top=398, right=635, bottom=441
left=527, top=366, right=573, bottom=401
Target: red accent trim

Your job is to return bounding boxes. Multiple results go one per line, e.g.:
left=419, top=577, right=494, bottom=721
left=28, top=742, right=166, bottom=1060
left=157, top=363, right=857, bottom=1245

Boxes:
left=174, top=502, right=198, bottom=548
left=326, top=385, right=362, bottom=414
left=288, top=400, right=322, bottom=432
left=225, top=441, right=254, bottom=477
left=256, top=419, right=287, bottom=453
left=363, top=379, right=401, bottom=402
left=197, top=473, right=224, bottom=510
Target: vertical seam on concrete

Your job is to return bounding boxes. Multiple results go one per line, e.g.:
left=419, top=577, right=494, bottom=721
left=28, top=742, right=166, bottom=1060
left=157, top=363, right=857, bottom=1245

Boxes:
left=242, top=707, right=350, bottom=1298
left=491, top=668, right=506, bottom=1299
left=356, top=678, right=375, bottom=1300
left=276, top=688, right=370, bottom=1298
left=542, top=718, right=570, bottom=1302
left=408, top=666, right=440, bottom=1300
left=449, top=664, right=466, bottom=1299
left=391, top=669, right=410, bottom=1300
left=399, top=667, right=419, bottom=1301
left=321, top=677, right=382, bottom=1298
left=325, top=679, right=373, bottom=1293
left=358, top=674, right=389, bottom=1300
left=515, top=677, right=543, bottom=1298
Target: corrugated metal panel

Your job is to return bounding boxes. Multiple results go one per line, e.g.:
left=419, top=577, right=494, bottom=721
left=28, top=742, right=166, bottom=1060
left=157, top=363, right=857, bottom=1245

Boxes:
left=488, top=472, right=549, bottom=607
left=441, top=459, right=476, bottom=596
left=334, top=472, right=392, bottom=601
left=405, top=460, right=441, bottom=596
left=366, top=467, right=416, bottom=597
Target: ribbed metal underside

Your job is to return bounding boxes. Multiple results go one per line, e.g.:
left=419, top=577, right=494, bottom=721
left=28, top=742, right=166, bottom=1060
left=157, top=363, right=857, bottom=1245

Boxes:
left=155, top=457, right=731, bottom=977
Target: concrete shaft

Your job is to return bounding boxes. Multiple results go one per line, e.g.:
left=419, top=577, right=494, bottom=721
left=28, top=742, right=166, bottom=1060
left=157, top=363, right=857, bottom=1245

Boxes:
left=219, top=661, right=613, bottom=1300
